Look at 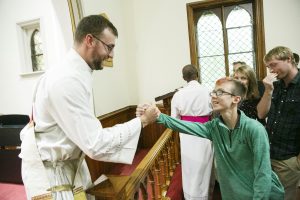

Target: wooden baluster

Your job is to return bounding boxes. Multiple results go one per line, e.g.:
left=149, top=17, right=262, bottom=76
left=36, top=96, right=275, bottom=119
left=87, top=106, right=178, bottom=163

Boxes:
left=159, top=153, right=167, bottom=195
left=170, top=132, right=177, bottom=165
left=163, top=147, right=171, bottom=185
left=140, top=177, right=148, bottom=200
left=169, top=138, right=176, bottom=171
left=171, top=136, right=177, bottom=169
left=154, top=160, right=162, bottom=200
left=167, top=140, right=174, bottom=177
left=173, top=132, right=181, bottom=165
left=133, top=190, right=139, bottom=200
left=148, top=168, right=156, bottom=200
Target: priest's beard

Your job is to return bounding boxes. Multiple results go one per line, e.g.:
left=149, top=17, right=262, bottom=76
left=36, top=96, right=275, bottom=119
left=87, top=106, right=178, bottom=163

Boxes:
left=92, top=59, right=103, bottom=70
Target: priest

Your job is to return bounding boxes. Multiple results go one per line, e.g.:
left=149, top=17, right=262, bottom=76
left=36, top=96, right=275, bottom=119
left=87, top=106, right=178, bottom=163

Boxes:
left=19, top=15, right=158, bottom=200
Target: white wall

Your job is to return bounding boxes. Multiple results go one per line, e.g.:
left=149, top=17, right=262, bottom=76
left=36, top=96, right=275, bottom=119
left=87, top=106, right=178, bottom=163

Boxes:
left=81, top=0, right=137, bottom=115
left=1, top=0, right=300, bottom=116
left=132, top=0, right=300, bottom=103
left=263, top=0, right=300, bottom=53
left=132, top=0, right=198, bottom=103
left=80, top=0, right=194, bottom=114
left=0, top=0, right=72, bottom=115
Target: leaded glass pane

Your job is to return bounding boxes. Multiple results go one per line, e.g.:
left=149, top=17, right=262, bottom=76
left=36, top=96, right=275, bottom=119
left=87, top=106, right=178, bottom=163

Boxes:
left=197, top=11, right=225, bottom=89
left=35, top=55, right=44, bottom=71
left=226, top=6, right=252, bottom=28
left=226, top=6, right=255, bottom=70
left=199, top=56, right=225, bottom=90
left=35, top=43, right=43, bottom=55
left=228, top=52, right=254, bottom=72
left=31, top=29, right=44, bottom=71
left=197, top=11, right=224, bottom=56
left=227, top=27, right=253, bottom=53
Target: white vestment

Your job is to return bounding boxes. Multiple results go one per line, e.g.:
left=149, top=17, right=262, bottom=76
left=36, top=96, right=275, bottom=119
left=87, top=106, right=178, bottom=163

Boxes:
left=171, top=80, right=214, bottom=200
left=20, top=49, right=142, bottom=200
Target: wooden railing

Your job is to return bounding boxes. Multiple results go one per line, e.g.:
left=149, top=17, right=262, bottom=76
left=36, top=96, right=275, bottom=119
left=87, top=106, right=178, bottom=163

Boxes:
left=155, top=91, right=177, bottom=116
left=87, top=128, right=180, bottom=200
left=85, top=106, right=167, bottom=182
left=86, top=92, right=180, bottom=199
left=125, top=128, right=180, bottom=200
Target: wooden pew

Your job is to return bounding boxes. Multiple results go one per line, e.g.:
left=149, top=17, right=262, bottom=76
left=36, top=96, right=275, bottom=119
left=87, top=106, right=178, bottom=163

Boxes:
left=0, top=125, right=24, bottom=184
left=0, top=115, right=29, bottom=184
left=154, top=90, right=177, bottom=116
left=0, top=115, right=29, bottom=200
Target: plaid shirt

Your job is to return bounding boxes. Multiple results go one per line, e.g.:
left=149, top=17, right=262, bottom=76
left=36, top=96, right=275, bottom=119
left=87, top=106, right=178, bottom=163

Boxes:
left=266, top=71, right=300, bottom=160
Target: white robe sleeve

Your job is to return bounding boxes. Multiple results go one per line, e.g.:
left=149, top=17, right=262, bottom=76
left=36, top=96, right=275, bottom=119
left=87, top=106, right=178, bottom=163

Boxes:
left=47, top=77, right=141, bottom=164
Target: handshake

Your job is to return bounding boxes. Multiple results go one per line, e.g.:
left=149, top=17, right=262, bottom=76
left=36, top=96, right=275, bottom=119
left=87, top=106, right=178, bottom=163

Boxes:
left=136, top=103, right=161, bottom=128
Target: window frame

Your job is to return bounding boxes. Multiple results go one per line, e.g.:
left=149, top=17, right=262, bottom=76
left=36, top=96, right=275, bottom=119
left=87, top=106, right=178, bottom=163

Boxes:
left=186, top=0, right=266, bottom=80
left=17, top=18, right=46, bottom=76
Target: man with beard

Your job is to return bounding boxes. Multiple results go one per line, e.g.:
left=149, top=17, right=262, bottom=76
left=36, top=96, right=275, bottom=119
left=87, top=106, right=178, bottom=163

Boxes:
left=20, top=15, right=158, bottom=200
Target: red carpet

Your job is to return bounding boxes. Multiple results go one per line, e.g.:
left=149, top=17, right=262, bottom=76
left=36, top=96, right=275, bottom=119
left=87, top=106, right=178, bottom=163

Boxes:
left=0, top=183, right=26, bottom=200
left=0, top=148, right=184, bottom=200
left=109, top=149, right=184, bottom=200
left=108, top=148, right=150, bottom=175
left=166, top=164, right=183, bottom=200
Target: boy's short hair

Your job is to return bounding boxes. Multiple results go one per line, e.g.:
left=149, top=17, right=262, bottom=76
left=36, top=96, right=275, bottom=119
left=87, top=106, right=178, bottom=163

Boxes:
left=216, top=77, right=247, bottom=99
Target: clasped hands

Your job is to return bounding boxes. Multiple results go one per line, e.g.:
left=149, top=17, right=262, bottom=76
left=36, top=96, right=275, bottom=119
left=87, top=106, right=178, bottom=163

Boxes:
left=137, top=103, right=161, bottom=128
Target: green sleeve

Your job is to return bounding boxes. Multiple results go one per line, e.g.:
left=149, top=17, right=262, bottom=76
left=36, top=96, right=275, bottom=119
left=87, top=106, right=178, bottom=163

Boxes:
left=248, top=122, right=272, bottom=199
left=157, top=113, right=212, bottom=140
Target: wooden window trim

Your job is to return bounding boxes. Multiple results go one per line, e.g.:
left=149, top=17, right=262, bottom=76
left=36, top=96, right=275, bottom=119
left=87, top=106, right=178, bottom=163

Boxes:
left=186, top=0, right=266, bottom=80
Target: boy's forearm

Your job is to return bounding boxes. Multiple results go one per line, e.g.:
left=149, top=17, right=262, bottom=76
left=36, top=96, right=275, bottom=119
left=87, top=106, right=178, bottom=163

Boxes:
left=157, top=113, right=210, bottom=139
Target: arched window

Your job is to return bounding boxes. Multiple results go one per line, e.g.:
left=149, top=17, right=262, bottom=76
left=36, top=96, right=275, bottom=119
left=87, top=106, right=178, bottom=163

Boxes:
left=197, top=11, right=225, bottom=88
left=226, top=6, right=254, bottom=73
left=30, top=29, right=44, bottom=71
left=187, top=0, right=265, bottom=89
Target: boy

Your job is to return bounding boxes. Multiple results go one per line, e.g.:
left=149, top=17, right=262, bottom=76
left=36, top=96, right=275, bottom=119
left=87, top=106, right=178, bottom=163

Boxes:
left=138, top=77, right=284, bottom=200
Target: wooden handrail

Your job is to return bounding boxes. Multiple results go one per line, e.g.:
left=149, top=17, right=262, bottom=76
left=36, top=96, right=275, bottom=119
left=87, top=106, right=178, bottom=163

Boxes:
left=155, top=91, right=177, bottom=116
left=154, top=91, right=176, bottom=102
left=86, top=104, right=180, bottom=199
left=125, top=129, right=174, bottom=199
left=87, top=128, right=180, bottom=200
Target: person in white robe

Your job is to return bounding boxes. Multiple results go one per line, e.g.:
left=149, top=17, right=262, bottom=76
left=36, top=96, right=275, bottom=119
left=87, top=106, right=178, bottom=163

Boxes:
left=171, top=65, right=214, bottom=200
left=19, top=15, right=158, bottom=200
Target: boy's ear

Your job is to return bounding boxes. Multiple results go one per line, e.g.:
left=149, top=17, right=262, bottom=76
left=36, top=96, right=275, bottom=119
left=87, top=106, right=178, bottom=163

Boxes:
left=232, top=96, right=241, bottom=104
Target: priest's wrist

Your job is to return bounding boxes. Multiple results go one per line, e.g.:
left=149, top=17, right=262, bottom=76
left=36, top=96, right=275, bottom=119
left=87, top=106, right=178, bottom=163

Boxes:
left=139, top=116, right=148, bottom=128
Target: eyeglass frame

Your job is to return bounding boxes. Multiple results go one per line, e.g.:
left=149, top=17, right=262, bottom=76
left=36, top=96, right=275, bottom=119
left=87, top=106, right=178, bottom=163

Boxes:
left=209, top=90, right=236, bottom=97
left=91, top=34, right=115, bottom=53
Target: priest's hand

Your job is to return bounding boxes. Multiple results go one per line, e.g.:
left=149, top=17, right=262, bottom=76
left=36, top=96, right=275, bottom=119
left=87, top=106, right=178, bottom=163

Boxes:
left=136, top=103, right=151, bottom=117
left=139, top=104, right=160, bottom=128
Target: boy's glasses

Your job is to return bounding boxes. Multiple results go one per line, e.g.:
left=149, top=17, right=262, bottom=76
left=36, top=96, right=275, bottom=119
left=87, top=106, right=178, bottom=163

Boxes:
left=210, top=90, right=235, bottom=97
